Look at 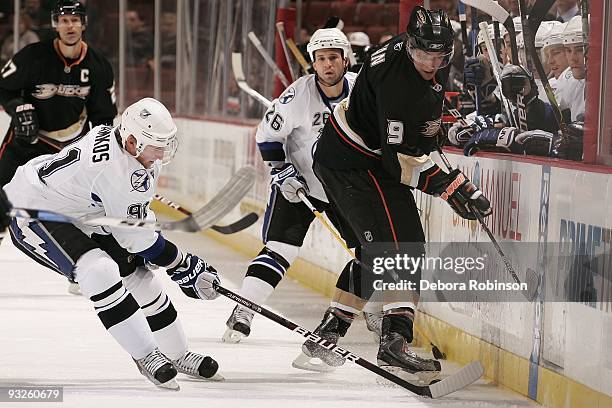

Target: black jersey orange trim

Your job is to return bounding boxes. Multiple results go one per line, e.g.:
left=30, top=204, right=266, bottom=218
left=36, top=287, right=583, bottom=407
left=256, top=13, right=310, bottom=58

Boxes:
left=53, top=39, right=88, bottom=71
left=367, top=170, right=399, bottom=250
left=329, top=114, right=381, bottom=160
left=0, top=129, right=14, bottom=159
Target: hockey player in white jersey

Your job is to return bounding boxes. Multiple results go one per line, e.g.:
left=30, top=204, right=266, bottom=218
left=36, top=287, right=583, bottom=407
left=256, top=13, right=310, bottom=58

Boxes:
left=558, top=15, right=585, bottom=122
left=223, top=28, right=383, bottom=343
left=4, top=98, right=223, bottom=390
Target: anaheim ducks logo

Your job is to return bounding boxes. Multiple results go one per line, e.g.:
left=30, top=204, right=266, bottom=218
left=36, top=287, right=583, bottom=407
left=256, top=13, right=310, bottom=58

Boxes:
left=32, top=83, right=91, bottom=100
left=420, top=118, right=441, bottom=137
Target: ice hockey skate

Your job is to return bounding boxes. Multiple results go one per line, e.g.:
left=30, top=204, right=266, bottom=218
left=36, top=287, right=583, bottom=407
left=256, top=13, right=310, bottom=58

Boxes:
left=172, top=351, right=224, bottom=381
left=222, top=305, right=254, bottom=343
left=134, top=348, right=179, bottom=390
left=377, top=331, right=441, bottom=385
left=292, top=307, right=352, bottom=372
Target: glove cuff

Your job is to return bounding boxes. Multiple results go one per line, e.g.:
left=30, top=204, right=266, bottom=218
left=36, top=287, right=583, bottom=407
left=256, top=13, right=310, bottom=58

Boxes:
left=5, top=97, right=27, bottom=116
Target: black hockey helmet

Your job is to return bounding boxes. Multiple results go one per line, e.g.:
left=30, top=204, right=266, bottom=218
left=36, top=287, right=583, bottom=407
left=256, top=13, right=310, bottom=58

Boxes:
left=406, top=6, right=454, bottom=55
left=51, top=0, right=87, bottom=28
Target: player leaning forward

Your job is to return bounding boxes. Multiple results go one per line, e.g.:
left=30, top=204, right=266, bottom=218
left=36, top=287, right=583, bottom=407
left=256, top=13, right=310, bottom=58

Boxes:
left=298, top=7, right=492, bottom=381
left=223, top=28, right=384, bottom=342
left=4, top=98, right=223, bottom=390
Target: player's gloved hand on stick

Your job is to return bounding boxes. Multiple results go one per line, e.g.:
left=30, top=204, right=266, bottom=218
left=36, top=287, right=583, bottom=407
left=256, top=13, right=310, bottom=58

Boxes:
left=270, top=163, right=309, bottom=203
left=554, top=121, right=583, bottom=161
left=429, top=169, right=492, bottom=220
left=447, top=115, right=493, bottom=146
left=500, top=64, right=538, bottom=106
left=6, top=98, right=39, bottom=144
left=464, top=57, right=486, bottom=90
left=0, top=188, right=12, bottom=234
left=168, top=254, right=220, bottom=300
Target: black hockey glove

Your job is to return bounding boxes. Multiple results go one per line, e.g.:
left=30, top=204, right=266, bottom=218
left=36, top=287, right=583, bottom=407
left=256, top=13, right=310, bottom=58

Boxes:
left=0, top=188, right=12, bottom=234
left=168, top=254, right=220, bottom=300
left=553, top=122, right=583, bottom=161
left=419, top=168, right=492, bottom=220
left=500, top=65, right=538, bottom=106
left=6, top=98, right=39, bottom=144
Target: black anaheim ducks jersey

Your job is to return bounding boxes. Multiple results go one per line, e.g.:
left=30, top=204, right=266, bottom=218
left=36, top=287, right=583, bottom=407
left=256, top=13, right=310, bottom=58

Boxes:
left=0, top=39, right=117, bottom=142
left=315, top=34, right=448, bottom=181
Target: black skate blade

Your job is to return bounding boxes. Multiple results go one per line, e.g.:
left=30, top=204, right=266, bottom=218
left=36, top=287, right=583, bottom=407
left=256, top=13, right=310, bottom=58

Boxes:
left=292, top=352, right=336, bottom=373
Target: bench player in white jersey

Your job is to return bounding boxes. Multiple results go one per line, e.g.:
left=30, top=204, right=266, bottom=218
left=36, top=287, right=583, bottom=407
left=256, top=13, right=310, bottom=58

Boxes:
left=4, top=98, right=223, bottom=390
left=222, top=28, right=384, bottom=343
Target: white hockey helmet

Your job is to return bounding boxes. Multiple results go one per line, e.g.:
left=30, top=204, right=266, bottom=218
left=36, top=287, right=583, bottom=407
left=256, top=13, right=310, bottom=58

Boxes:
left=563, top=15, right=585, bottom=46
left=348, top=32, right=371, bottom=47
left=543, top=21, right=567, bottom=49
left=119, top=97, right=178, bottom=165
left=307, top=28, right=352, bottom=61
left=535, top=21, right=558, bottom=48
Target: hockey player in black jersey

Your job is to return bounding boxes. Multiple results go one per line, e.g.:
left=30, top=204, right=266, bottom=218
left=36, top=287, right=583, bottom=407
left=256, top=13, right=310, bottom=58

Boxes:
left=298, top=7, right=492, bottom=383
left=0, top=0, right=117, bottom=190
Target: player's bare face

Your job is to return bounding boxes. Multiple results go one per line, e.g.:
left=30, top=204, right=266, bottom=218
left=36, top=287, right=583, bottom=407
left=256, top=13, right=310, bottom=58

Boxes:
left=565, top=44, right=585, bottom=79
left=411, top=49, right=446, bottom=81
left=56, top=15, right=84, bottom=46
left=546, top=46, right=569, bottom=79
left=313, top=49, right=346, bottom=87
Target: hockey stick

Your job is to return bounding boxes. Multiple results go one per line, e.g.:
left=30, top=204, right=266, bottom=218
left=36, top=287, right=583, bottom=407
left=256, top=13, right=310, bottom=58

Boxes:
left=479, top=22, right=521, bottom=129
left=214, top=282, right=482, bottom=398
left=458, top=1, right=470, bottom=56
left=231, top=53, right=272, bottom=108
left=286, top=38, right=312, bottom=75
left=275, top=22, right=297, bottom=82
left=248, top=31, right=291, bottom=88
left=434, top=147, right=539, bottom=301
left=12, top=167, right=256, bottom=233
left=470, top=6, right=482, bottom=115
left=492, top=1, right=502, bottom=62
left=153, top=194, right=258, bottom=234
left=461, top=0, right=519, bottom=64
left=296, top=190, right=446, bottom=360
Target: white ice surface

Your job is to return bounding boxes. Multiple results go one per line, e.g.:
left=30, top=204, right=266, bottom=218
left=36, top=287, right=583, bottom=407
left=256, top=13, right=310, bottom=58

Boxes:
left=0, top=232, right=537, bottom=408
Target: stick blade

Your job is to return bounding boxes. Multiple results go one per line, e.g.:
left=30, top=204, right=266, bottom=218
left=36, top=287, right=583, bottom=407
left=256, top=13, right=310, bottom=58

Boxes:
left=461, top=0, right=509, bottom=22
left=191, top=167, right=256, bottom=231
left=211, top=212, right=258, bottom=234
left=428, top=361, right=483, bottom=398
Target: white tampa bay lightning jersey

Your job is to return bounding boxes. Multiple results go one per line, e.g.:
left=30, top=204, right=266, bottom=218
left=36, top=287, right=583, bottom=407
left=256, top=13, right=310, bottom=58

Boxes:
left=555, top=67, right=585, bottom=122
left=256, top=72, right=357, bottom=202
left=5, top=125, right=160, bottom=253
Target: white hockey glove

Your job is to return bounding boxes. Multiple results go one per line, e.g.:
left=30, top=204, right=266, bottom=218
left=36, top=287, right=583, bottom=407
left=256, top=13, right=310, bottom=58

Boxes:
left=168, top=254, right=220, bottom=300
left=270, top=163, right=309, bottom=203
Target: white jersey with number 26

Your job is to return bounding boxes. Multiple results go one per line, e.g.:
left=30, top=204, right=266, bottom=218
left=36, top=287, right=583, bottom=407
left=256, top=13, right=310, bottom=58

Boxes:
left=256, top=72, right=357, bottom=202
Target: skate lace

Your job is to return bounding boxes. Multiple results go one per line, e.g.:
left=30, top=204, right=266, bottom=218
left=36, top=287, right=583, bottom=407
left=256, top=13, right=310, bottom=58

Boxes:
left=234, top=306, right=254, bottom=324
left=173, top=351, right=204, bottom=376
left=138, top=349, right=170, bottom=375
